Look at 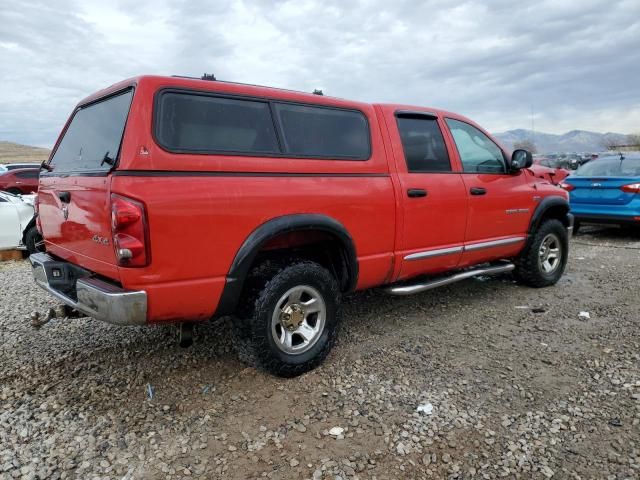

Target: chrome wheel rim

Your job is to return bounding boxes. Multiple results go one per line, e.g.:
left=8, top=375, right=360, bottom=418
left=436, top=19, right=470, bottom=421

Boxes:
left=271, top=285, right=326, bottom=355
left=538, top=233, right=561, bottom=274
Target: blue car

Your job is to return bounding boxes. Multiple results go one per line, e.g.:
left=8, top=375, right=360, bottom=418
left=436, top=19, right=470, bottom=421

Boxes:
left=562, top=154, right=640, bottom=233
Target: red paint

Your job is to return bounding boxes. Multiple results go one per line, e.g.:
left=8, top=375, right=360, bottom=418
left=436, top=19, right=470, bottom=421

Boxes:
left=38, top=75, right=568, bottom=324
left=528, top=164, right=570, bottom=185
left=0, top=168, right=39, bottom=194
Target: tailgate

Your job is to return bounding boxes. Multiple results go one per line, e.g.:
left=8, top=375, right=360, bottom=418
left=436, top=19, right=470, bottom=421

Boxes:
left=39, top=89, right=134, bottom=281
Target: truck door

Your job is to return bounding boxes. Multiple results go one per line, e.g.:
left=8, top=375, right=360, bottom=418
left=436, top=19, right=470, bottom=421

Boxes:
left=443, top=118, right=532, bottom=266
left=383, top=108, right=468, bottom=281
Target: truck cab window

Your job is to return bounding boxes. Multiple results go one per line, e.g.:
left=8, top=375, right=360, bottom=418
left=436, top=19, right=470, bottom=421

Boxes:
left=396, top=116, right=451, bottom=172
left=446, top=119, right=506, bottom=174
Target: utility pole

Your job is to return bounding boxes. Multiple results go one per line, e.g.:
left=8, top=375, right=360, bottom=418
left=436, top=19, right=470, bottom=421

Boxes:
left=531, top=104, right=535, bottom=146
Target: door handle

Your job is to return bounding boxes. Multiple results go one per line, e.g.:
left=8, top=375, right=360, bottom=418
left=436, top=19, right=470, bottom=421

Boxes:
left=470, top=187, right=486, bottom=196
left=407, top=188, right=427, bottom=198
left=58, top=191, right=71, bottom=203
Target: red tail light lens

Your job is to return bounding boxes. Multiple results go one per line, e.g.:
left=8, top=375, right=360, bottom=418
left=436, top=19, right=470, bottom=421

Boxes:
left=559, top=182, right=575, bottom=191
left=621, top=183, right=640, bottom=193
left=111, top=194, right=149, bottom=267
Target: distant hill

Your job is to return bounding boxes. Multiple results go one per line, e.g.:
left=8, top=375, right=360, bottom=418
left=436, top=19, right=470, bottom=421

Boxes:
left=493, top=129, right=630, bottom=154
left=0, top=141, right=50, bottom=164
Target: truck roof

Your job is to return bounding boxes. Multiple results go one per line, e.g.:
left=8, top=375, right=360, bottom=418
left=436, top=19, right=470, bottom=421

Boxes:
left=78, top=74, right=459, bottom=119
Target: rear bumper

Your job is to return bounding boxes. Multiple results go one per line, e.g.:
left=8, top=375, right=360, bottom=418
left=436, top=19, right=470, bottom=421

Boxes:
left=30, top=252, right=147, bottom=326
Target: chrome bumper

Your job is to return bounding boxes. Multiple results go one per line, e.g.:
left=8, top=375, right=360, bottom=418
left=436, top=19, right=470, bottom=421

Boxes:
left=30, top=252, right=147, bottom=326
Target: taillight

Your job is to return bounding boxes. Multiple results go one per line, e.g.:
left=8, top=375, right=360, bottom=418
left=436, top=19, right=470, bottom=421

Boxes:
left=559, top=182, right=575, bottom=192
left=620, top=183, right=640, bottom=193
left=111, top=194, right=149, bottom=267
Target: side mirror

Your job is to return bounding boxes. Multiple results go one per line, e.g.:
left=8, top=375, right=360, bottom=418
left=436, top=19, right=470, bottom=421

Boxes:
left=510, top=149, right=533, bottom=171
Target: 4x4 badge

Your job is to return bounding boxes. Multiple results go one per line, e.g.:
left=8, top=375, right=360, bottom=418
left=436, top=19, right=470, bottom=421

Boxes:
left=61, top=205, right=69, bottom=220
left=92, top=235, right=110, bottom=246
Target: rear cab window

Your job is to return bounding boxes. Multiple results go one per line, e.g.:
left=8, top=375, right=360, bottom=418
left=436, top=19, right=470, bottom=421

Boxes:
left=396, top=114, right=451, bottom=172
left=49, top=89, right=134, bottom=173
left=153, top=90, right=371, bottom=160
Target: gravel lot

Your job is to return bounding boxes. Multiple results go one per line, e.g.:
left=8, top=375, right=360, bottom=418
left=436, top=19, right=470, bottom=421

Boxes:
left=1, top=227, right=639, bottom=480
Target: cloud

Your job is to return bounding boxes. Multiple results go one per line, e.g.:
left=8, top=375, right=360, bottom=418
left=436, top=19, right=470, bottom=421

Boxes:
left=1, top=0, right=638, bottom=147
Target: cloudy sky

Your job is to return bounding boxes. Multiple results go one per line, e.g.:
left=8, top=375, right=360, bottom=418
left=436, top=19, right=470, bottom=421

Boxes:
left=1, top=0, right=639, bottom=147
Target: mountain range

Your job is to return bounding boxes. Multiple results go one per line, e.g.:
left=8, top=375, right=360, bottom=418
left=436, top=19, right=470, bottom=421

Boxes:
left=493, top=129, right=630, bottom=154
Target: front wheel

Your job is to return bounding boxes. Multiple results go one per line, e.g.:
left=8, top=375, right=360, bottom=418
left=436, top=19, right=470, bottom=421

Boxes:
left=514, top=219, right=568, bottom=287
left=236, top=261, right=341, bottom=377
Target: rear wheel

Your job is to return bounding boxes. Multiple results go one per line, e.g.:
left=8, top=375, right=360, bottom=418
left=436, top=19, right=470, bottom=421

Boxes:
left=234, top=261, right=341, bottom=377
left=514, top=219, right=568, bottom=287
left=5, top=188, right=21, bottom=195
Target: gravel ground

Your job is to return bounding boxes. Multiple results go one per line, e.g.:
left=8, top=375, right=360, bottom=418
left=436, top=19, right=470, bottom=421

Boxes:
left=1, top=226, right=639, bottom=480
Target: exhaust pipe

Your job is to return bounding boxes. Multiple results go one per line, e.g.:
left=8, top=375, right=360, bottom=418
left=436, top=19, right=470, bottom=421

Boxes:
left=385, top=262, right=515, bottom=296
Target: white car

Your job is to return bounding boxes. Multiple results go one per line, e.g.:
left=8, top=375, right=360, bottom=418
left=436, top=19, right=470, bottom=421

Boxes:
left=0, top=191, right=43, bottom=253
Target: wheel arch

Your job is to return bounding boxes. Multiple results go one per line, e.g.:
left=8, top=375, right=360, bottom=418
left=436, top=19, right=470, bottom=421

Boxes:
left=528, top=196, right=572, bottom=233
left=21, top=216, right=37, bottom=245
left=523, top=196, right=573, bottom=252
left=214, top=214, right=358, bottom=317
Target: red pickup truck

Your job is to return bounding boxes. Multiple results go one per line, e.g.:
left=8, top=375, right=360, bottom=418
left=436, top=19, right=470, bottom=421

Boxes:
left=31, top=75, right=572, bottom=376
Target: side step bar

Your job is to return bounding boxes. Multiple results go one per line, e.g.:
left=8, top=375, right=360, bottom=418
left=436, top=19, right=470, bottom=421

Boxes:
left=385, top=262, right=515, bottom=296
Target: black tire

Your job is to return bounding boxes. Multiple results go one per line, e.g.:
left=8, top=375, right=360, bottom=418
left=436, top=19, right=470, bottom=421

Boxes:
left=25, top=226, right=44, bottom=255
left=5, top=188, right=22, bottom=195
left=514, top=219, right=568, bottom=288
left=572, top=220, right=581, bottom=236
left=234, top=261, right=341, bottom=377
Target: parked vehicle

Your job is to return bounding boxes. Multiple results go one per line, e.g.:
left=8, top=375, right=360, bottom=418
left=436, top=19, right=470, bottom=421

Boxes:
left=529, top=164, right=570, bottom=185
left=3, top=162, right=42, bottom=170
left=31, top=75, right=573, bottom=376
left=0, top=191, right=43, bottom=253
left=561, top=153, right=640, bottom=233
left=0, top=167, right=40, bottom=194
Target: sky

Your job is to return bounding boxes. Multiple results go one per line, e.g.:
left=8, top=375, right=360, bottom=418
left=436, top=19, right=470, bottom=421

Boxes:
left=1, top=0, right=639, bottom=147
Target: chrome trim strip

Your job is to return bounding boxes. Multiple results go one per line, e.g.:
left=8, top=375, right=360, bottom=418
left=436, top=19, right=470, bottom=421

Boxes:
left=404, top=246, right=464, bottom=261
left=30, top=252, right=147, bottom=326
left=404, top=236, right=525, bottom=261
left=464, top=236, right=526, bottom=252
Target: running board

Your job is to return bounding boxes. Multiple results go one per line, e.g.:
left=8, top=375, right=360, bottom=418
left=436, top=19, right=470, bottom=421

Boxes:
left=385, top=262, right=515, bottom=296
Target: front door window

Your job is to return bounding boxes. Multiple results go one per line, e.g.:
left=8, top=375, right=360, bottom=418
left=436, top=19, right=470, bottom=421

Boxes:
left=446, top=119, right=506, bottom=174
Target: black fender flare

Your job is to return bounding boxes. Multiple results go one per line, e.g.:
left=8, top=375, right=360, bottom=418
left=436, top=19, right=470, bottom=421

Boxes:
left=524, top=196, right=573, bottom=251
left=214, top=214, right=358, bottom=317
left=528, top=196, right=572, bottom=233
left=21, top=216, right=37, bottom=245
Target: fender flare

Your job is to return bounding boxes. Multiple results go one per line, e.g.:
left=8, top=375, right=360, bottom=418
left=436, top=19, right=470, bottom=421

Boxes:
left=21, top=216, right=37, bottom=246
left=214, top=214, right=358, bottom=317
left=528, top=196, right=571, bottom=234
